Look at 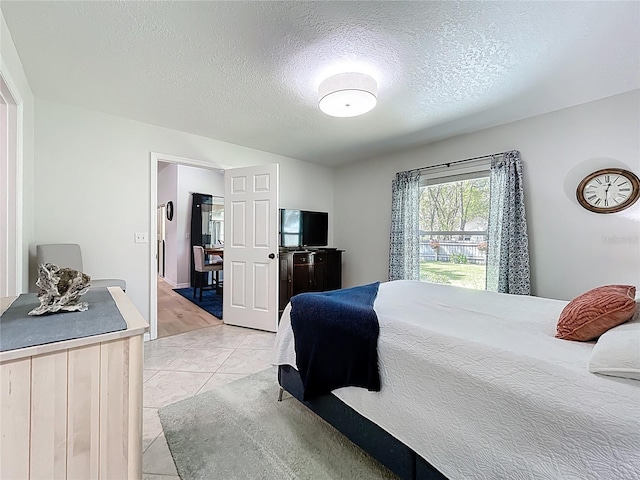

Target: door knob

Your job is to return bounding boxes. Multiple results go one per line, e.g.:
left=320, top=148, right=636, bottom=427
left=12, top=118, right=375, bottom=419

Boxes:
left=268, top=253, right=276, bottom=259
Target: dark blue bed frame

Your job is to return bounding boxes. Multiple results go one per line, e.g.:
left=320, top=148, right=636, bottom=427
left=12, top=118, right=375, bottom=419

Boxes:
left=278, top=365, right=448, bottom=480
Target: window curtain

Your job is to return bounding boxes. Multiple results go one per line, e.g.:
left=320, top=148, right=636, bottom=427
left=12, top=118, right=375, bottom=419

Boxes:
left=389, top=170, right=421, bottom=281
left=486, top=150, right=531, bottom=295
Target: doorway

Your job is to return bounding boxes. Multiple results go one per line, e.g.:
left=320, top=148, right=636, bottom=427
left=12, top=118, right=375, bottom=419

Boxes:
left=149, top=154, right=280, bottom=340
left=150, top=153, right=228, bottom=340
left=0, top=71, right=23, bottom=297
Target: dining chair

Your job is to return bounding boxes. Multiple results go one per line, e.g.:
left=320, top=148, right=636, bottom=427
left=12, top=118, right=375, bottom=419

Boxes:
left=192, top=246, right=223, bottom=301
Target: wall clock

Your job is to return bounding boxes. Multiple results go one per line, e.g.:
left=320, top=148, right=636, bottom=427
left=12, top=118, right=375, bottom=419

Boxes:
left=576, top=168, right=640, bottom=214
left=166, top=201, right=174, bottom=221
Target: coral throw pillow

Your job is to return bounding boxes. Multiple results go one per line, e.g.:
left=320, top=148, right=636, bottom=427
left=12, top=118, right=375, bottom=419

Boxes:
left=556, top=285, right=637, bottom=341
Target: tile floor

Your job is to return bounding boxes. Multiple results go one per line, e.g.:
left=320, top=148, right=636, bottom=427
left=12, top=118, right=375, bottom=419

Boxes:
left=142, top=323, right=276, bottom=479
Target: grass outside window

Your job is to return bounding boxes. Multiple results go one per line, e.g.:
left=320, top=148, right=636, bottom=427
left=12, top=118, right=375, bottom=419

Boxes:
left=420, top=261, right=486, bottom=290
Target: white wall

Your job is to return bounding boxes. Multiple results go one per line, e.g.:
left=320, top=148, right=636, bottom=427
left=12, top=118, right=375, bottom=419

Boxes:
left=1, top=10, right=35, bottom=293
left=33, top=98, right=335, bottom=320
left=335, top=90, right=640, bottom=301
left=176, top=165, right=225, bottom=286
left=157, top=162, right=177, bottom=284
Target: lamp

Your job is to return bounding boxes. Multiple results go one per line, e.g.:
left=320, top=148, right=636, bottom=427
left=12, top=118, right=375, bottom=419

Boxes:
left=318, top=72, right=378, bottom=117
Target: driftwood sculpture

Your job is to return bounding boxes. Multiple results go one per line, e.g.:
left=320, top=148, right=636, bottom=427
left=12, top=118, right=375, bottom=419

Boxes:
left=28, top=263, right=91, bottom=315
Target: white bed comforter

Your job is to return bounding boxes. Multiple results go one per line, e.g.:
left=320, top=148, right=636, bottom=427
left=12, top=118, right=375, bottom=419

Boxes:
left=274, top=280, right=640, bottom=480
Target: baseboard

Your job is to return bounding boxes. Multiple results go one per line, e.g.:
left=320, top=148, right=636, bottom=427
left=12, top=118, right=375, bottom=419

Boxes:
left=159, top=277, right=190, bottom=289
left=160, top=277, right=178, bottom=288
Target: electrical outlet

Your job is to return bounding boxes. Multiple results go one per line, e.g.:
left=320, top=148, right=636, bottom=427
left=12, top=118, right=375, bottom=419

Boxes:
left=186, top=232, right=190, bottom=239
left=134, top=232, right=148, bottom=243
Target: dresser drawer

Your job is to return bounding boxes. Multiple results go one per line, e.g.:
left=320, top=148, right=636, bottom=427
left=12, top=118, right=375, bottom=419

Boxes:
left=293, top=253, right=312, bottom=265
left=314, top=253, right=326, bottom=264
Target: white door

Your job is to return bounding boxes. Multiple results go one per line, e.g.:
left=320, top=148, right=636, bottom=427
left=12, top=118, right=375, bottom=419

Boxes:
left=223, top=164, right=279, bottom=332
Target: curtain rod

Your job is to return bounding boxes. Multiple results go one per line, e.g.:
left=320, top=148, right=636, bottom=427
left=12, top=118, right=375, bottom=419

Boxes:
left=405, top=151, right=506, bottom=175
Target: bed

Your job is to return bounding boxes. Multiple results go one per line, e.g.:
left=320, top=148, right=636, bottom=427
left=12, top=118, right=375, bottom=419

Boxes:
left=274, top=280, right=640, bottom=480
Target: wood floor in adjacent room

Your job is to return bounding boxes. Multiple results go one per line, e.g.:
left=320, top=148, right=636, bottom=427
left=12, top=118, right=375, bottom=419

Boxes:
left=157, top=277, right=222, bottom=338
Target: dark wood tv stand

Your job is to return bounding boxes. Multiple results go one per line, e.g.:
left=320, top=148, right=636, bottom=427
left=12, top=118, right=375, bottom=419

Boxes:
left=278, top=248, right=343, bottom=317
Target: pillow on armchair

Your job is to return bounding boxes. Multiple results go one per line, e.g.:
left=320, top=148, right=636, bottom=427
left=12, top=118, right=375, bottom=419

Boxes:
left=36, top=243, right=126, bottom=291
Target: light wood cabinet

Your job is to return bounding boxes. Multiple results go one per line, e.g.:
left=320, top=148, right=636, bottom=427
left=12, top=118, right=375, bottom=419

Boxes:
left=0, top=287, right=148, bottom=480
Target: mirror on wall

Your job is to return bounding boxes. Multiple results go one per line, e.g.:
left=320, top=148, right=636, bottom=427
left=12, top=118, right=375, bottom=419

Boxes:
left=194, top=194, right=224, bottom=247
left=202, top=196, right=224, bottom=246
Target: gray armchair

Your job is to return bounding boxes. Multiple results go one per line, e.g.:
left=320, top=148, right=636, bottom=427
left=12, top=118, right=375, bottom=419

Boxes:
left=36, top=243, right=126, bottom=291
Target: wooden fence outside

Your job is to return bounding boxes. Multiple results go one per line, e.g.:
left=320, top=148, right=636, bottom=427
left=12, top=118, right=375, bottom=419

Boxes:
left=419, top=237, right=487, bottom=265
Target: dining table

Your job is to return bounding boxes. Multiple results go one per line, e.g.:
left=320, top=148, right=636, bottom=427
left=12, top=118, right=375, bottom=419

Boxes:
left=204, top=247, right=224, bottom=258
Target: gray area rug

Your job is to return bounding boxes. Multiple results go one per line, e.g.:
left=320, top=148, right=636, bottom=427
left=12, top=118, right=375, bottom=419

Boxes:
left=159, top=367, right=397, bottom=480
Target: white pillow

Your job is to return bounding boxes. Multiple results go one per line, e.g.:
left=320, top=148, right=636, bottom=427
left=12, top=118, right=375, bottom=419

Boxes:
left=588, top=316, right=640, bottom=381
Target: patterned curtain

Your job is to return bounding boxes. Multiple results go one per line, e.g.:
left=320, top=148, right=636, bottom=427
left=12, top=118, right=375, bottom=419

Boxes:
left=389, top=170, right=421, bottom=281
left=486, top=151, right=531, bottom=294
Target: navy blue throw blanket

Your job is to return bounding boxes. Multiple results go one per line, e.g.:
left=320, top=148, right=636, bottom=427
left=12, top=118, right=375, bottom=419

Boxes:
left=290, top=282, right=381, bottom=400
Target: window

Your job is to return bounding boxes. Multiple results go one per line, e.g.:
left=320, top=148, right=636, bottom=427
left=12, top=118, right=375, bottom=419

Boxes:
left=419, top=170, right=490, bottom=290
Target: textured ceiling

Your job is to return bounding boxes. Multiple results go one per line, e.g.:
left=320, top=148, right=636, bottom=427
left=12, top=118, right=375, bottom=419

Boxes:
left=2, top=1, right=639, bottom=166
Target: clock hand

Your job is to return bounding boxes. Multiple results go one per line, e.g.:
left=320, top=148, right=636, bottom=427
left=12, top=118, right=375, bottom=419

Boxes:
left=603, top=182, right=614, bottom=206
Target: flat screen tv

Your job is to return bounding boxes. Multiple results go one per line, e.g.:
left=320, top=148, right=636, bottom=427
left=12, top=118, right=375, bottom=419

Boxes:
left=302, top=210, right=328, bottom=247
left=280, top=209, right=328, bottom=247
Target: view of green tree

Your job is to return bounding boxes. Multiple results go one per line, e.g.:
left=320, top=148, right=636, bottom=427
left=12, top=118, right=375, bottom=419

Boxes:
left=419, top=175, right=490, bottom=290
left=419, top=177, right=489, bottom=239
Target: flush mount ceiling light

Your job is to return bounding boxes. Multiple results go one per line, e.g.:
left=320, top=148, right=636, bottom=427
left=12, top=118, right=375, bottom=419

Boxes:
left=318, top=72, right=378, bottom=118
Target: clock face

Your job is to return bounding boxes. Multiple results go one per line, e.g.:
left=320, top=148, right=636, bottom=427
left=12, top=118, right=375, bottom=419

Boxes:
left=577, top=169, right=640, bottom=213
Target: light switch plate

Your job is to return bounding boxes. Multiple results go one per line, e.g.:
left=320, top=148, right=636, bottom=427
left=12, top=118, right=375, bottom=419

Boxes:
left=134, top=232, right=148, bottom=243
